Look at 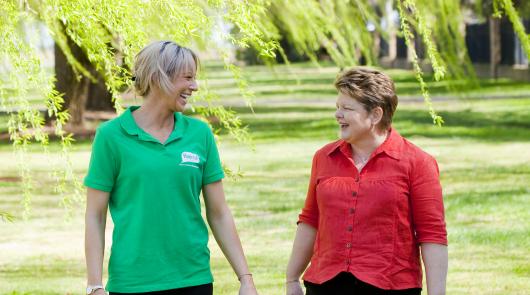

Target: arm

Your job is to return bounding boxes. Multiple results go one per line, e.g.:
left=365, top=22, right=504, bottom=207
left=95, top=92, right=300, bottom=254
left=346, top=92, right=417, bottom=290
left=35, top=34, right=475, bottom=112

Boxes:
left=421, top=243, right=448, bottom=295
left=285, top=222, right=317, bottom=295
left=410, top=154, right=448, bottom=295
left=285, top=153, right=320, bottom=295
left=203, top=180, right=258, bottom=295
left=85, top=187, right=109, bottom=295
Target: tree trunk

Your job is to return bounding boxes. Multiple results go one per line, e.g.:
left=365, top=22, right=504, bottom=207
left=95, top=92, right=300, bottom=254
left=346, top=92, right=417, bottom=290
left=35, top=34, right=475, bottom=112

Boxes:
left=489, top=17, right=501, bottom=79
left=373, top=31, right=381, bottom=61
left=54, top=32, right=114, bottom=130
left=382, top=0, right=397, bottom=65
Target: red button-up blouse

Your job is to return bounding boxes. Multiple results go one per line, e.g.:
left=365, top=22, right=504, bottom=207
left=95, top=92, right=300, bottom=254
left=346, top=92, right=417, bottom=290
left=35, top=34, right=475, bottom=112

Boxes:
left=298, top=128, right=447, bottom=290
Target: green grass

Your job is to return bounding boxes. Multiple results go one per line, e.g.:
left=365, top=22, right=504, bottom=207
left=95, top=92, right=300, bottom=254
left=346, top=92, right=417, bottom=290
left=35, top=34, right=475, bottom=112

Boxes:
left=1, top=62, right=529, bottom=294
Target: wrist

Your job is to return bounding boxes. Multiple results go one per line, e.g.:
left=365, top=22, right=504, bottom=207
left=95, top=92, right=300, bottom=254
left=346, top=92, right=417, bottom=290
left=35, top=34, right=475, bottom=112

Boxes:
left=86, top=284, right=105, bottom=294
left=238, top=273, right=254, bottom=284
left=286, top=274, right=300, bottom=283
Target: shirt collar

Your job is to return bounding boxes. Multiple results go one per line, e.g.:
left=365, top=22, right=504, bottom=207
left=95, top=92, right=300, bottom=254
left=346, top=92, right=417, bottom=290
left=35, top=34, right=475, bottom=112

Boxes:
left=120, top=106, right=186, bottom=144
left=374, top=127, right=402, bottom=160
left=119, top=106, right=140, bottom=136
left=327, top=127, right=403, bottom=160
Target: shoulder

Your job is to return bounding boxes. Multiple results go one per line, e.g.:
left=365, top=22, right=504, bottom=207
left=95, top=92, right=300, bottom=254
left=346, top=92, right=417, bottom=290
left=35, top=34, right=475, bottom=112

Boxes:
left=400, top=137, right=438, bottom=168
left=312, top=139, right=342, bottom=161
left=181, top=114, right=212, bottom=134
left=91, top=117, right=125, bottom=153
left=95, top=116, right=122, bottom=137
left=317, top=140, right=342, bottom=154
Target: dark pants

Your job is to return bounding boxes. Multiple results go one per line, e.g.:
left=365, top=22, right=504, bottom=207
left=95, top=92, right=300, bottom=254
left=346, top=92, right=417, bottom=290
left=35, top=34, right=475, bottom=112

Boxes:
left=304, top=272, right=421, bottom=295
left=109, top=283, right=213, bottom=295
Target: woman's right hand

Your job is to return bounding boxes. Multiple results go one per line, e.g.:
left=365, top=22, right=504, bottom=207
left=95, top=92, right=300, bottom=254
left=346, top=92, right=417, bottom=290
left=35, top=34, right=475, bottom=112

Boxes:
left=286, top=280, right=304, bottom=295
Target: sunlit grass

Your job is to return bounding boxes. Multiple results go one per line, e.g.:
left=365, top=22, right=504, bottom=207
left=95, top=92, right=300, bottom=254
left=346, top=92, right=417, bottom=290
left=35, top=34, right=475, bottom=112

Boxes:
left=1, top=63, right=529, bottom=294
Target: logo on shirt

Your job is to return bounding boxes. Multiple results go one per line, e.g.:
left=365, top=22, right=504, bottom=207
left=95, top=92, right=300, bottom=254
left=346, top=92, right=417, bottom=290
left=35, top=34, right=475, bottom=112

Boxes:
left=180, top=152, right=200, bottom=168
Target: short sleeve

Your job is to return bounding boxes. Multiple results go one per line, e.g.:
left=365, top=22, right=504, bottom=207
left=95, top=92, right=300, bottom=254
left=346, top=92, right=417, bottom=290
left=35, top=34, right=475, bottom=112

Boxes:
left=410, top=154, right=447, bottom=245
left=202, top=129, right=225, bottom=185
left=297, top=152, right=319, bottom=228
left=84, top=128, right=117, bottom=192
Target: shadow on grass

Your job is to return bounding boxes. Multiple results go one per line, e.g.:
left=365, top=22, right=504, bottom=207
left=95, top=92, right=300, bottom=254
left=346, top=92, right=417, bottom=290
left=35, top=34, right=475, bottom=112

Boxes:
left=215, top=105, right=530, bottom=142
left=395, top=109, right=530, bottom=141
left=2, top=100, right=529, bottom=145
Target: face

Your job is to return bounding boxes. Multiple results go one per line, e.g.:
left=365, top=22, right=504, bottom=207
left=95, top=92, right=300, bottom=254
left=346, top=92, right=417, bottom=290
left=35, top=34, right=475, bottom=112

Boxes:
left=165, top=66, right=198, bottom=112
left=335, top=92, right=377, bottom=144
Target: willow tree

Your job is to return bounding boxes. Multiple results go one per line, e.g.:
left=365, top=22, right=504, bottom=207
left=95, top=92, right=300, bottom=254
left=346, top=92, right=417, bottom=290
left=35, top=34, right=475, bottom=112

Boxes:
left=1, top=0, right=529, bottom=220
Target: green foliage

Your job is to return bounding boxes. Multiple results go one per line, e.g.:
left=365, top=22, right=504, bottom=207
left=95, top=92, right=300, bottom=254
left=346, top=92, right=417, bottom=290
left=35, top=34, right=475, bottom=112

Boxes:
left=1, top=0, right=529, bottom=219
left=0, top=0, right=284, bottom=217
left=1, top=85, right=529, bottom=293
left=0, top=211, right=14, bottom=222
left=494, top=0, right=530, bottom=58
left=397, top=0, right=444, bottom=125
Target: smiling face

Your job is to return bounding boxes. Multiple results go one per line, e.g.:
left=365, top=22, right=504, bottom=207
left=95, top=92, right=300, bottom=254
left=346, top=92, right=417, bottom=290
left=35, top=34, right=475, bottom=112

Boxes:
left=165, top=67, right=198, bottom=113
left=335, top=92, right=378, bottom=144
left=133, top=41, right=200, bottom=113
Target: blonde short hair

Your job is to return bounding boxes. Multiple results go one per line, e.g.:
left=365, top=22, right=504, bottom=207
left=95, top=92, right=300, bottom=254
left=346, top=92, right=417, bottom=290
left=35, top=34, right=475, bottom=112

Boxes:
left=133, top=41, right=198, bottom=96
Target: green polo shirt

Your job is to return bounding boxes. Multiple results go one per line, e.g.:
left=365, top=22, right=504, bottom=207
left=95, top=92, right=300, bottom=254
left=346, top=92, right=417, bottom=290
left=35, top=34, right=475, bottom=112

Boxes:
left=84, top=106, right=224, bottom=293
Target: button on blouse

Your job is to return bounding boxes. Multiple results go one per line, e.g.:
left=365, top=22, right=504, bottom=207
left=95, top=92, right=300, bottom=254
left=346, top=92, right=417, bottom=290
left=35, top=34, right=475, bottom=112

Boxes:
left=298, top=128, right=447, bottom=290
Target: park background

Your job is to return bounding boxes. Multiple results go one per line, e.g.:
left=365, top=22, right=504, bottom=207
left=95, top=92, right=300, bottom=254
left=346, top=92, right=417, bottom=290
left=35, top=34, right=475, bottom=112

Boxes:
left=1, top=1, right=529, bottom=294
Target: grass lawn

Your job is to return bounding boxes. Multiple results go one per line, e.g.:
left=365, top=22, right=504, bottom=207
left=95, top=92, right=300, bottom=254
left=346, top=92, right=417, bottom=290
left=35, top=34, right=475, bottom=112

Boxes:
left=0, top=62, right=529, bottom=294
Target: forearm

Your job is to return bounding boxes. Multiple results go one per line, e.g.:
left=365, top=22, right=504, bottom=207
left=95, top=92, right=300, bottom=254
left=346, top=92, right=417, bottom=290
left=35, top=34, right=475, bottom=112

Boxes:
left=85, top=208, right=107, bottom=285
left=207, top=207, right=250, bottom=278
left=85, top=188, right=110, bottom=286
left=286, top=222, right=316, bottom=281
left=421, top=243, right=448, bottom=295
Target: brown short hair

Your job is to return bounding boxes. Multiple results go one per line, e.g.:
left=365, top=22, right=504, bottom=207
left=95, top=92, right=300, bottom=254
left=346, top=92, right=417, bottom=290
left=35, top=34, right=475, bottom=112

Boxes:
left=334, top=68, right=398, bottom=130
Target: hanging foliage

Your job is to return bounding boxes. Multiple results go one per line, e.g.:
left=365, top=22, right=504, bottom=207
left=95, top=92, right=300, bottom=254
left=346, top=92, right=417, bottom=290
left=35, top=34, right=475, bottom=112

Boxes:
left=0, top=0, right=529, bottom=219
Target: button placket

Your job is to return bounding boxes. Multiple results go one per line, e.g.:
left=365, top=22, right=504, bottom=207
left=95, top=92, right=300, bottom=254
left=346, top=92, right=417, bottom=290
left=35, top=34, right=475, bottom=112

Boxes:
left=346, top=183, right=358, bottom=264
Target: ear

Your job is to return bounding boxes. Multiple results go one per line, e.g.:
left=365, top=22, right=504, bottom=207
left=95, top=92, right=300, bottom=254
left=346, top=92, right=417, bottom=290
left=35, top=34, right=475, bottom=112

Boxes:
left=369, top=107, right=383, bottom=126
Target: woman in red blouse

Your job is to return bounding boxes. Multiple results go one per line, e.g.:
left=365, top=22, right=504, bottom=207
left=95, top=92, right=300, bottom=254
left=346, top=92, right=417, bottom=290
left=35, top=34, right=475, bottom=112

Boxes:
left=286, top=68, right=448, bottom=295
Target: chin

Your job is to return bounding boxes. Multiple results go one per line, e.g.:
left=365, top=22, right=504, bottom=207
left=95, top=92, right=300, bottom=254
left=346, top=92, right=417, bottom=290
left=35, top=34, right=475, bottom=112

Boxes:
left=339, top=130, right=350, bottom=141
left=173, top=103, right=185, bottom=113
left=340, top=133, right=358, bottom=144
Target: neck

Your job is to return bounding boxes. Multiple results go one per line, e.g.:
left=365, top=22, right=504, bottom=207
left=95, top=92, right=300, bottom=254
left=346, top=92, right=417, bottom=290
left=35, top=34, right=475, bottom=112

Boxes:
left=350, top=128, right=389, bottom=159
left=134, top=95, right=174, bottom=129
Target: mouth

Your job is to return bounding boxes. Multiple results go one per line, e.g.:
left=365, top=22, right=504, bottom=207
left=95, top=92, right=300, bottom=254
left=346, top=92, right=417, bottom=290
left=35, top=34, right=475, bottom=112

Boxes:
left=179, top=93, right=191, bottom=103
left=339, top=122, right=349, bottom=129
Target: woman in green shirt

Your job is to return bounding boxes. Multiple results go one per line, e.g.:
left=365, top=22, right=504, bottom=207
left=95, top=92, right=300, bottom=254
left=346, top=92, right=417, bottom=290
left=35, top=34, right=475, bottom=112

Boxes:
left=84, top=41, right=258, bottom=295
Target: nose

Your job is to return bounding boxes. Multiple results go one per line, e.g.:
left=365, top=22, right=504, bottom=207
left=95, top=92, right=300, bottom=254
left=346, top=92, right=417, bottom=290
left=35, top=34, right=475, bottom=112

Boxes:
left=335, top=109, right=343, bottom=120
left=190, top=79, right=198, bottom=91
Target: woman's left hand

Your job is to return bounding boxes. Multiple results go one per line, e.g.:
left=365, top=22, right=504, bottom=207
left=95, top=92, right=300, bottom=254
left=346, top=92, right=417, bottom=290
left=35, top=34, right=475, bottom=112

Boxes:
left=239, top=275, right=259, bottom=295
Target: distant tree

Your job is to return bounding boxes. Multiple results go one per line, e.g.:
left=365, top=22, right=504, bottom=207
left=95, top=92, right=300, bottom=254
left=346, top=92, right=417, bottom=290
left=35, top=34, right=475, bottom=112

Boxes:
left=0, top=0, right=528, bottom=219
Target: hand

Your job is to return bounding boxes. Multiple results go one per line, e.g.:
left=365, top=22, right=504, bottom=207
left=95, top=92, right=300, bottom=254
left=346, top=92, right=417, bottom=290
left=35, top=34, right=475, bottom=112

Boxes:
left=239, top=275, right=259, bottom=295
left=286, top=280, right=303, bottom=295
left=92, top=289, right=107, bottom=295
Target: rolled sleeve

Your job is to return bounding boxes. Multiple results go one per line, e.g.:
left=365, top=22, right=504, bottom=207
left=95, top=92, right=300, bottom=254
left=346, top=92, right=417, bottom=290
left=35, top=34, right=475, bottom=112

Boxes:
left=298, top=153, right=319, bottom=228
left=410, top=154, right=447, bottom=245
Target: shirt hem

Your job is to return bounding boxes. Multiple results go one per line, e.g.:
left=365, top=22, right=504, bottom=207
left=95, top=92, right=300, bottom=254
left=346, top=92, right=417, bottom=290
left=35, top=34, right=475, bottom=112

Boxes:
left=304, top=270, right=422, bottom=290
left=106, top=276, right=213, bottom=293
